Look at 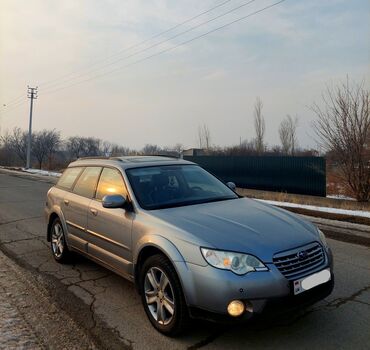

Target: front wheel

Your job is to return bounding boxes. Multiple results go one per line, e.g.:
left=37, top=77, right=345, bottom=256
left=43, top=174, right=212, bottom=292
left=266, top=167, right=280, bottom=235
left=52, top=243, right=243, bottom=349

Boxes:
left=139, top=254, right=189, bottom=336
left=50, top=218, right=72, bottom=263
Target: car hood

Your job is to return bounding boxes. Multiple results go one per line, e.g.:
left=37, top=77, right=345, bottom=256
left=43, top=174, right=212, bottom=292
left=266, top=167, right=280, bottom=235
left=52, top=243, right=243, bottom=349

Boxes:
left=149, top=198, right=319, bottom=262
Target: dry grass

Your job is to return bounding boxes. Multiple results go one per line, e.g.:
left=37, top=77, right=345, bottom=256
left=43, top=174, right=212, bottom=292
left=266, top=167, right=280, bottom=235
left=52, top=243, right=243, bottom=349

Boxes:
left=236, top=188, right=370, bottom=212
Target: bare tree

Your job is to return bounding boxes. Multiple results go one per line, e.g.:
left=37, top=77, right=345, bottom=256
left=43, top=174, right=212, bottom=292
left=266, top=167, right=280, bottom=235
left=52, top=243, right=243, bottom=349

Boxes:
left=110, top=144, right=133, bottom=156
left=65, top=136, right=85, bottom=160
left=8, top=127, right=29, bottom=164
left=32, top=131, right=49, bottom=169
left=65, top=136, right=101, bottom=159
left=44, top=130, right=61, bottom=169
left=312, top=80, right=370, bottom=202
left=100, top=141, right=113, bottom=156
left=84, top=137, right=101, bottom=156
left=29, top=129, right=61, bottom=169
left=172, top=143, right=184, bottom=155
left=253, top=97, right=265, bottom=154
left=198, top=124, right=211, bottom=149
left=141, top=144, right=162, bottom=155
left=0, top=131, right=16, bottom=165
left=279, top=115, right=298, bottom=155
left=279, top=119, right=291, bottom=154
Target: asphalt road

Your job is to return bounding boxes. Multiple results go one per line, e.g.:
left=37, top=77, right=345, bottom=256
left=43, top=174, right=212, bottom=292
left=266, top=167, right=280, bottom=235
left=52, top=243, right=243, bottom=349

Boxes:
left=0, top=170, right=369, bottom=350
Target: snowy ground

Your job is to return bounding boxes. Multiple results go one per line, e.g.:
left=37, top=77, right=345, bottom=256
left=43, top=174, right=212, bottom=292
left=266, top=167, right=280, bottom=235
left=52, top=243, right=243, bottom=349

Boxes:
left=22, top=168, right=61, bottom=177
left=326, top=194, right=355, bottom=201
left=256, top=199, right=370, bottom=218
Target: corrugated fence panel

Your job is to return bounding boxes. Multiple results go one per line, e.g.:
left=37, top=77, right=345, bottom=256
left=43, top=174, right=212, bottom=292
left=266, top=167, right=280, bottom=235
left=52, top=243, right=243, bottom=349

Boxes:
left=183, top=156, right=326, bottom=197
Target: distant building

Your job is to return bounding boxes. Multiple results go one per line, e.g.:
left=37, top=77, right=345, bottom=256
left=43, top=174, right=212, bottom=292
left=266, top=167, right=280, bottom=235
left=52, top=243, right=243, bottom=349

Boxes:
left=181, top=148, right=206, bottom=157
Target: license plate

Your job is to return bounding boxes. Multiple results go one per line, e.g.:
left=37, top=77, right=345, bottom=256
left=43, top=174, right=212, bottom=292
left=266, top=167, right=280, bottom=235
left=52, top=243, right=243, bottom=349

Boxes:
left=293, top=268, right=331, bottom=295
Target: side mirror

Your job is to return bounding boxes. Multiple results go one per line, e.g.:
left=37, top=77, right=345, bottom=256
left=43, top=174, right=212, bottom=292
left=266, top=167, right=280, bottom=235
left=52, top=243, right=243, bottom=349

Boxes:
left=102, top=194, right=126, bottom=208
left=226, top=182, right=236, bottom=191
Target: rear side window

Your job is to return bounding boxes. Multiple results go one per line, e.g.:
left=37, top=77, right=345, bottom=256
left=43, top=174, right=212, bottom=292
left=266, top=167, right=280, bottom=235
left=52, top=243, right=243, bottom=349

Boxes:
left=96, top=168, right=127, bottom=200
left=57, top=167, right=83, bottom=190
left=73, top=167, right=102, bottom=198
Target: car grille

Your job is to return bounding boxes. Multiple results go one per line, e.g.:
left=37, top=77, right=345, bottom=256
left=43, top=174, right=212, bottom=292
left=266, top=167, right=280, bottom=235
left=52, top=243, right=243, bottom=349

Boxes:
left=273, top=242, right=325, bottom=280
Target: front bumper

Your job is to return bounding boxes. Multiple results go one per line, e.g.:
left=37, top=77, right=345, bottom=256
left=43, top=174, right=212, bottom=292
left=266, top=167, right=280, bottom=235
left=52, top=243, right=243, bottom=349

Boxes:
left=175, top=248, right=334, bottom=321
left=189, top=278, right=334, bottom=323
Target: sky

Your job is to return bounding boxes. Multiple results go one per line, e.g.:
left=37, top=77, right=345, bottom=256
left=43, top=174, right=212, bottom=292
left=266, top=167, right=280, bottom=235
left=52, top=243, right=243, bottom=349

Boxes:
left=0, top=0, right=369, bottom=150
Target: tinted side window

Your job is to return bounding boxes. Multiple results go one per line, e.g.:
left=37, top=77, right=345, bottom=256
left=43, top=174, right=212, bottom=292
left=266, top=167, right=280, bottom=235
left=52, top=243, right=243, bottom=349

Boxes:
left=57, top=167, right=83, bottom=190
left=73, top=167, right=102, bottom=198
left=96, top=168, right=127, bottom=200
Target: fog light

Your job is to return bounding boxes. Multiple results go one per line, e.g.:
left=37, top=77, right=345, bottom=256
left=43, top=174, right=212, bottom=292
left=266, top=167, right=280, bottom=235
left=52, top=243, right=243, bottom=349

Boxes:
left=227, top=300, right=245, bottom=317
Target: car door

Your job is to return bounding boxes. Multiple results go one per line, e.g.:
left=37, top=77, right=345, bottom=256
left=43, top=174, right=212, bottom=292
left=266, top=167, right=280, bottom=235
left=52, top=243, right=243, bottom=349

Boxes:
left=87, top=167, right=134, bottom=277
left=63, top=166, right=102, bottom=253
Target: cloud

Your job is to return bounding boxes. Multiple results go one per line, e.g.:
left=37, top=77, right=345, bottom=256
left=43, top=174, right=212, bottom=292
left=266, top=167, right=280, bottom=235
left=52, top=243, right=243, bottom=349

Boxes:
left=0, top=0, right=369, bottom=149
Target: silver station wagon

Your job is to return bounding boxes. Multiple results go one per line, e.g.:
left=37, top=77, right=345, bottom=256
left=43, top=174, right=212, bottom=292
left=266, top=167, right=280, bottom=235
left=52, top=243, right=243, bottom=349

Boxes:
left=45, top=156, right=334, bottom=335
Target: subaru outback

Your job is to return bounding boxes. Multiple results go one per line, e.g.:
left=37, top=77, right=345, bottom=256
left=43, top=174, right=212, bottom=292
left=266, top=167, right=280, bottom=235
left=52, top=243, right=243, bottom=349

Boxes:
left=45, top=156, right=334, bottom=335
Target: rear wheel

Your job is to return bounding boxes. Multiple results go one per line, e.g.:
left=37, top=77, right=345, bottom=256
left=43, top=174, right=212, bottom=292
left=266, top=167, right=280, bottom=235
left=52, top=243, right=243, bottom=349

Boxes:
left=139, top=254, right=189, bottom=336
left=50, top=218, right=72, bottom=263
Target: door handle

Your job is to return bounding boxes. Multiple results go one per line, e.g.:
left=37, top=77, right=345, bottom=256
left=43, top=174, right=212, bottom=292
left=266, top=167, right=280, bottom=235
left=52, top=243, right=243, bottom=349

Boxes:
left=90, top=208, right=98, bottom=216
left=64, top=199, right=69, bottom=206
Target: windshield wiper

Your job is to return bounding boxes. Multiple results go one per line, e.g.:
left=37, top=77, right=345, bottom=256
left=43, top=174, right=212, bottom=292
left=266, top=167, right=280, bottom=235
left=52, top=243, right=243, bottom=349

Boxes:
left=149, top=196, right=237, bottom=210
left=198, top=196, right=237, bottom=205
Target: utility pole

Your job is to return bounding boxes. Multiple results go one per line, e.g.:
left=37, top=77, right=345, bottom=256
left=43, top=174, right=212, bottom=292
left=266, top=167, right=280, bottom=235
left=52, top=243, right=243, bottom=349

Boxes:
left=26, top=86, right=38, bottom=169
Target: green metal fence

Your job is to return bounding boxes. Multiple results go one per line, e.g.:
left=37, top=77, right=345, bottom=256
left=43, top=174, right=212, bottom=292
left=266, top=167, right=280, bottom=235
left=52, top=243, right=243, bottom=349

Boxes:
left=184, top=156, right=326, bottom=197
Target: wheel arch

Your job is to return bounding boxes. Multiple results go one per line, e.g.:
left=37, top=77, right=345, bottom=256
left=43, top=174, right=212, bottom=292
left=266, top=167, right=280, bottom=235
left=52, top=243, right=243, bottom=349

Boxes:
left=46, top=208, right=68, bottom=243
left=133, top=236, right=186, bottom=295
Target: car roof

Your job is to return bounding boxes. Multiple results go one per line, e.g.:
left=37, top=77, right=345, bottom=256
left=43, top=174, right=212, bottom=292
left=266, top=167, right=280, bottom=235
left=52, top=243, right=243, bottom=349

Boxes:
left=68, top=156, right=194, bottom=170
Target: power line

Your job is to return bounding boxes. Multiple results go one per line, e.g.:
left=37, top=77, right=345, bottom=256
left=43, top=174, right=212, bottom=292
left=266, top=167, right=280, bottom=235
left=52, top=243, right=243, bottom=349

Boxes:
left=43, top=0, right=286, bottom=96
left=0, top=100, right=28, bottom=117
left=2, top=1, right=234, bottom=108
left=41, top=0, right=257, bottom=93
left=39, top=0, right=234, bottom=89
left=2, top=94, right=25, bottom=108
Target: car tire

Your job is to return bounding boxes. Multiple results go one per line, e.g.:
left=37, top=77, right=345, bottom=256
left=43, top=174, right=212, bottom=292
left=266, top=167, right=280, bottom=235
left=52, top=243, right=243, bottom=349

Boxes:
left=139, top=254, right=189, bottom=336
left=50, top=217, right=72, bottom=264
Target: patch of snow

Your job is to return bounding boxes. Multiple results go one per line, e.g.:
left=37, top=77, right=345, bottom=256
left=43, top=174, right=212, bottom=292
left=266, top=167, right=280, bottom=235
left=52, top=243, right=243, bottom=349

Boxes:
left=327, top=195, right=355, bottom=201
left=22, top=168, right=61, bottom=177
left=256, top=199, right=370, bottom=219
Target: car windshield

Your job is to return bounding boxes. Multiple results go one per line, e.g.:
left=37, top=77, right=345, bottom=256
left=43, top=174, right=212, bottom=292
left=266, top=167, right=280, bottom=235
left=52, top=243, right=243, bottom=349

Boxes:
left=126, top=165, right=238, bottom=210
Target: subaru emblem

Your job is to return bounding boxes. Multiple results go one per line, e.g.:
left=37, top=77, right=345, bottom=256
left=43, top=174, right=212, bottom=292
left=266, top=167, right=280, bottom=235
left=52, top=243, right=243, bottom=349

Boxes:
left=297, top=250, right=308, bottom=260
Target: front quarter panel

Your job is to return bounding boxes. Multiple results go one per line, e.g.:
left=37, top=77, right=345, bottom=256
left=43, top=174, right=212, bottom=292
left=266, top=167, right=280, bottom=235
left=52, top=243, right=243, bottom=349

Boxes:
left=132, top=212, right=208, bottom=266
left=134, top=234, right=185, bottom=264
left=132, top=212, right=211, bottom=306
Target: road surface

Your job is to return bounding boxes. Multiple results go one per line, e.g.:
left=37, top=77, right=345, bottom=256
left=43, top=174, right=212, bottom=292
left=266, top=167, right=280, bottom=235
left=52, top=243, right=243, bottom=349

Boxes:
left=0, top=170, right=369, bottom=349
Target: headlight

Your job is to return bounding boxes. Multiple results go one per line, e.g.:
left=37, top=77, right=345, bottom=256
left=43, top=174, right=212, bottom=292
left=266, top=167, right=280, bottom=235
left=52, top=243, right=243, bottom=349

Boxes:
left=200, top=248, right=268, bottom=275
left=318, top=229, right=329, bottom=249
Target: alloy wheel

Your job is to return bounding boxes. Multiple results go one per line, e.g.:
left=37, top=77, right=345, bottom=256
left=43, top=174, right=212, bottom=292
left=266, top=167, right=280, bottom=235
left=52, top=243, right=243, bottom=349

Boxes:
left=144, top=267, right=175, bottom=325
left=51, top=222, right=64, bottom=259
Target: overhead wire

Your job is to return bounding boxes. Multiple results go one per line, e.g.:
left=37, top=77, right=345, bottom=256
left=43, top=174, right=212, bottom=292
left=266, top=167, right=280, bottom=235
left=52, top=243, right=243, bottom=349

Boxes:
left=43, top=0, right=286, bottom=96
left=2, top=0, right=234, bottom=108
left=38, top=0, right=234, bottom=89
left=41, top=0, right=257, bottom=92
left=0, top=100, right=28, bottom=118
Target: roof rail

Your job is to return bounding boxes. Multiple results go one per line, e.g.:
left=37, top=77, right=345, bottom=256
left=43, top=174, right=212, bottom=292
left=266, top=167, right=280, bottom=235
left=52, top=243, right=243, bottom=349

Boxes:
left=76, top=155, right=180, bottom=161
left=76, top=156, right=123, bottom=161
left=151, top=154, right=180, bottom=159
